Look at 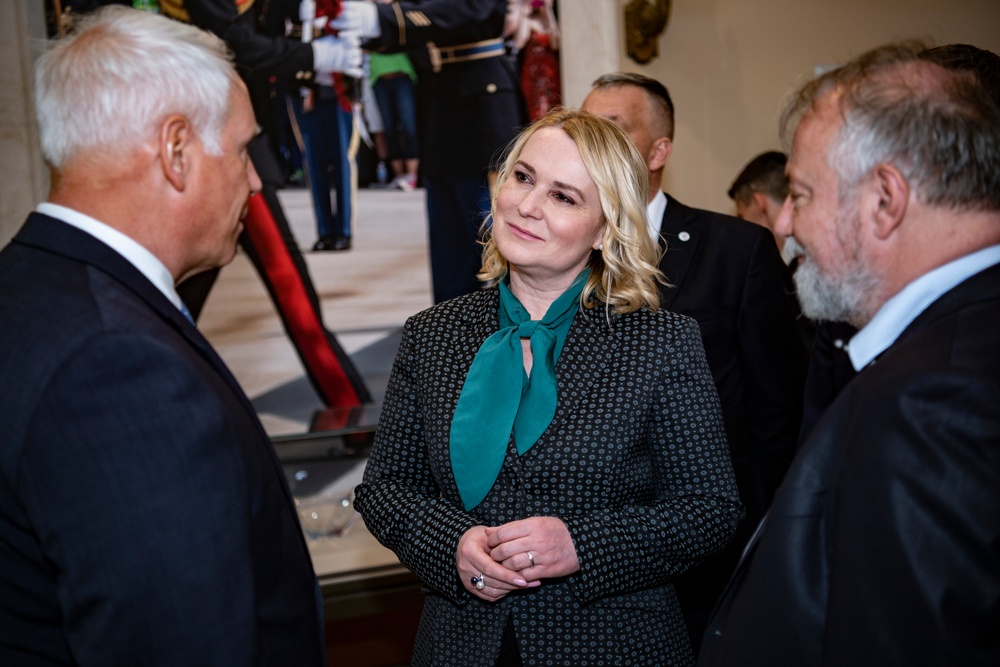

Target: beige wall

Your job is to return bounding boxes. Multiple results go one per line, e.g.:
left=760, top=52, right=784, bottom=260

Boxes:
left=560, top=0, right=1000, bottom=215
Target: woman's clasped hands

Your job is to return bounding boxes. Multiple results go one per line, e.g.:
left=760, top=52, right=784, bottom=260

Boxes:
left=457, top=516, right=581, bottom=601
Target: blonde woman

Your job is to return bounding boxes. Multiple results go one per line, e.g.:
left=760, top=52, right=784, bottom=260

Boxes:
left=356, top=108, right=742, bottom=666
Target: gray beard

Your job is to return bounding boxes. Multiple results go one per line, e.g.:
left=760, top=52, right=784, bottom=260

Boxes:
left=786, top=235, right=879, bottom=325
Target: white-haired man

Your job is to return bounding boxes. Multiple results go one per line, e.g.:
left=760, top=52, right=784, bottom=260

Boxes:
left=0, top=8, right=325, bottom=665
left=700, top=42, right=1000, bottom=665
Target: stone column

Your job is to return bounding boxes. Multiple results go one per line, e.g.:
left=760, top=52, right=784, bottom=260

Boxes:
left=558, top=0, right=624, bottom=107
left=0, top=0, right=48, bottom=245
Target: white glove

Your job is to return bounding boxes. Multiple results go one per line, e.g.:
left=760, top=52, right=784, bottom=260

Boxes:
left=312, top=33, right=363, bottom=78
left=328, top=1, right=381, bottom=40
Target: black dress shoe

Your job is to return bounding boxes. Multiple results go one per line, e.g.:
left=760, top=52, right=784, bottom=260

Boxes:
left=312, top=236, right=351, bottom=251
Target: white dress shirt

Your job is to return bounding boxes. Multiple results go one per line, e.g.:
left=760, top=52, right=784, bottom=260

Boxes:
left=646, top=190, right=667, bottom=243
left=848, top=244, right=1000, bottom=371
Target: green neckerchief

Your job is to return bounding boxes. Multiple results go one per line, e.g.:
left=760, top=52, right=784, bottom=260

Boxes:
left=450, top=269, right=588, bottom=510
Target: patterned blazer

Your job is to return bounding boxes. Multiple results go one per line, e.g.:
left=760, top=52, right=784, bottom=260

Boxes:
left=355, top=287, right=743, bottom=666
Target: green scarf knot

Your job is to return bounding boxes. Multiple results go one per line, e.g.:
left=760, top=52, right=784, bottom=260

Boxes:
left=450, top=270, right=588, bottom=510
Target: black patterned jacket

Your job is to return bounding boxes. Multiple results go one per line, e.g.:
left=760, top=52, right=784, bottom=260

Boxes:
left=355, top=287, right=743, bottom=666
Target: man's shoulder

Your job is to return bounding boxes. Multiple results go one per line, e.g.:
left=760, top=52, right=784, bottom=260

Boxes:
left=0, top=229, right=180, bottom=374
left=404, top=287, right=498, bottom=336
left=0, top=233, right=97, bottom=331
left=661, top=193, right=773, bottom=246
left=830, top=288, right=1000, bottom=441
left=880, top=276, right=1000, bottom=379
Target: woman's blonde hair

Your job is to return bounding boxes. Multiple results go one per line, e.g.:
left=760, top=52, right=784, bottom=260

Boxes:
left=479, top=107, right=664, bottom=313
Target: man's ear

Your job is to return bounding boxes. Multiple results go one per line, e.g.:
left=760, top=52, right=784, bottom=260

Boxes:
left=754, top=192, right=784, bottom=228
left=159, top=114, right=193, bottom=192
left=648, top=137, right=673, bottom=172
left=751, top=192, right=769, bottom=215
left=870, top=163, right=909, bottom=240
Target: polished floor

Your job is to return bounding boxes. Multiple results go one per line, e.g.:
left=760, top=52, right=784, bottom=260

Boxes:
left=198, top=186, right=433, bottom=437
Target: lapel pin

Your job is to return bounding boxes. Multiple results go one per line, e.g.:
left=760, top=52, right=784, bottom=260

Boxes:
left=678, top=231, right=691, bottom=242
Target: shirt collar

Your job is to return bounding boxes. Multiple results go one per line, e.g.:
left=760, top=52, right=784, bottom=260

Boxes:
left=35, top=202, right=186, bottom=313
left=847, top=244, right=1000, bottom=370
left=646, top=190, right=667, bottom=243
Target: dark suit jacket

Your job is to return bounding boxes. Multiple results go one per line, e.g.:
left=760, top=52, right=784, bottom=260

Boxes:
left=657, top=195, right=808, bottom=629
left=798, top=320, right=858, bottom=445
left=700, top=261, right=1000, bottom=666
left=355, top=287, right=743, bottom=666
left=0, top=214, right=325, bottom=666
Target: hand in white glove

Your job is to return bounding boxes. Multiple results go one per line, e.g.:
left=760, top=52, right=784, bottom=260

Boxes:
left=312, top=33, right=363, bottom=78
left=328, top=1, right=381, bottom=40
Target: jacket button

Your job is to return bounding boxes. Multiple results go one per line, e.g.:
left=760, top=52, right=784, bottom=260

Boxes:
left=486, top=83, right=497, bottom=94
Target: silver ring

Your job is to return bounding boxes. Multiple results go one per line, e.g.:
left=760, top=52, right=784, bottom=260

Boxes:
left=526, top=551, right=534, bottom=567
left=471, top=574, right=485, bottom=590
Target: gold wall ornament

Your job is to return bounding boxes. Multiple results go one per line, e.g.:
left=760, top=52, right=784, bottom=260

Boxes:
left=625, top=0, right=672, bottom=64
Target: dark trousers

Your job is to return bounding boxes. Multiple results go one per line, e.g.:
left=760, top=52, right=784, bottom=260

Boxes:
left=373, top=74, right=420, bottom=161
left=290, top=87, right=355, bottom=240
left=424, top=175, right=491, bottom=303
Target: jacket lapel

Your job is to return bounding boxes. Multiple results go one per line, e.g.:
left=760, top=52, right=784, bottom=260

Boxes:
left=658, top=194, right=702, bottom=311
left=543, top=303, right=617, bottom=446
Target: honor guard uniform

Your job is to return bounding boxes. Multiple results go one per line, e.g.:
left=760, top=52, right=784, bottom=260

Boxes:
left=334, top=0, right=526, bottom=304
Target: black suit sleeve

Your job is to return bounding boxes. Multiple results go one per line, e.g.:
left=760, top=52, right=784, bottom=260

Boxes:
left=355, top=318, right=480, bottom=606
left=735, top=230, right=808, bottom=512
left=181, top=0, right=314, bottom=80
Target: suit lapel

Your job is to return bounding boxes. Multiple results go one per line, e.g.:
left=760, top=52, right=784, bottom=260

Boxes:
left=542, top=304, right=616, bottom=447
left=658, top=194, right=703, bottom=310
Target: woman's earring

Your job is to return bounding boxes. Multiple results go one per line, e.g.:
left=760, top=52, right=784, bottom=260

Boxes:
left=598, top=242, right=604, bottom=251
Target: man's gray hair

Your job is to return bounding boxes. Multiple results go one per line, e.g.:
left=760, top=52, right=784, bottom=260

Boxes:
left=34, top=5, right=236, bottom=168
left=781, top=41, right=1000, bottom=213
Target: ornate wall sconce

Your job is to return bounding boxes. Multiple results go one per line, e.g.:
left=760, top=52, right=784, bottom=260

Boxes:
left=625, top=0, right=672, bottom=64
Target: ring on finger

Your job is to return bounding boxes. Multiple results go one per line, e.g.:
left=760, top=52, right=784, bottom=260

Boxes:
left=471, top=573, right=485, bottom=590
left=526, top=551, right=534, bottom=567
